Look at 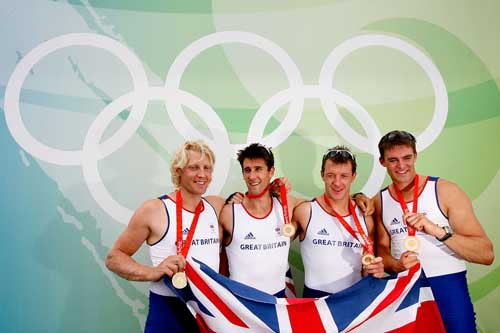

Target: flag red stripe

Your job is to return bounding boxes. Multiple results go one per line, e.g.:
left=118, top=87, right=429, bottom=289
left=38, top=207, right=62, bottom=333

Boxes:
left=369, top=264, right=420, bottom=317
left=413, top=300, right=445, bottom=332
left=195, top=314, right=217, bottom=333
left=186, top=263, right=248, bottom=328
left=287, top=299, right=326, bottom=333
left=384, top=301, right=445, bottom=333
left=346, top=264, right=420, bottom=332
left=286, top=281, right=296, bottom=296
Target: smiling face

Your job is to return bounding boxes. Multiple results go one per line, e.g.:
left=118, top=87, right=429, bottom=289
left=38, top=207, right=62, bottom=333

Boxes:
left=242, top=158, right=275, bottom=195
left=379, top=144, right=417, bottom=187
left=321, top=160, right=356, bottom=201
left=177, top=149, right=213, bottom=196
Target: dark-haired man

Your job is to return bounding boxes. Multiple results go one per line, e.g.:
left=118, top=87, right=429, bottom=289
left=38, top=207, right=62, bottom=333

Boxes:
left=220, top=143, right=301, bottom=296
left=292, top=146, right=384, bottom=297
left=374, top=130, right=494, bottom=333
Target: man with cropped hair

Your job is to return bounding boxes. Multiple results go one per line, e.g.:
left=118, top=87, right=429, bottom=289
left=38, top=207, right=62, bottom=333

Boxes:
left=374, top=130, right=494, bottom=333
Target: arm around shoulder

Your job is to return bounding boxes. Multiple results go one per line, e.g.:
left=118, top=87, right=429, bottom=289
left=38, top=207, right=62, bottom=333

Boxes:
left=291, top=200, right=311, bottom=240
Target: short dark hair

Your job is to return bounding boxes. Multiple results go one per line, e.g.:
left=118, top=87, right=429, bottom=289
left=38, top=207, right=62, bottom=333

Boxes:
left=378, top=130, right=416, bottom=158
left=321, top=145, right=357, bottom=173
left=237, top=143, right=274, bottom=170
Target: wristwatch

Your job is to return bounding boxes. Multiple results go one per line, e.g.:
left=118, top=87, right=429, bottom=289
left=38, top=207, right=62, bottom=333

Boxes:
left=436, top=225, right=453, bottom=242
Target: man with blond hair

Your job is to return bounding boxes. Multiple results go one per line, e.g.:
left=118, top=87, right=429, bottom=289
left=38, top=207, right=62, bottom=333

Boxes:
left=106, top=140, right=224, bottom=333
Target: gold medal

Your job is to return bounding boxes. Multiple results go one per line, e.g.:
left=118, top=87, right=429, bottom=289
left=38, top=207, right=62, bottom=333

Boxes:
left=281, top=224, right=296, bottom=237
left=172, top=271, right=187, bottom=289
left=361, top=253, right=375, bottom=265
left=403, top=235, right=421, bottom=252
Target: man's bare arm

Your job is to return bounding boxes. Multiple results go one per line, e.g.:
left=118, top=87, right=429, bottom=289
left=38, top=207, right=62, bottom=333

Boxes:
left=105, top=199, right=185, bottom=281
left=405, top=179, right=494, bottom=265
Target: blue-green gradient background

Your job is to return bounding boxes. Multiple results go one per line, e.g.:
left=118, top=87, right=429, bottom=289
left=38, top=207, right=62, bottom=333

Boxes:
left=1, top=1, right=498, bottom=332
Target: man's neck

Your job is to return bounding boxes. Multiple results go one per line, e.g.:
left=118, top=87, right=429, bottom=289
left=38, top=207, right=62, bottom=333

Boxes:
left=176, top=188, right=202, bottom=211
left=243, top=194, right=272, bottom=217
left=392, top=174, right=419, bottom=194
left=322, top=193, right=351, bottom=215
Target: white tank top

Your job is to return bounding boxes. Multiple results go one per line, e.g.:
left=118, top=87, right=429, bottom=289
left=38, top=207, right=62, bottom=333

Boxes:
left=225, top=196, right=290, bottom=295
left=380, top=176, right=466, bottom=277
left=300, top=199, right=367, bottom=293
left=149, top=195, right=220, bottom=296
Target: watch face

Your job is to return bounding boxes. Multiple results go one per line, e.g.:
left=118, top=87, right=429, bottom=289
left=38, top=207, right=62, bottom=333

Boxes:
left=437, top=225, right=452, bottom=242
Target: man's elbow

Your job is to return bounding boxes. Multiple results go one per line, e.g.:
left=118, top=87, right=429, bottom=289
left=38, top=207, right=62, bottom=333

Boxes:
left=477, top=242, right=494, bottom=265
left=482, top=247, right=495, bottom=265
left=105, top=250, right=118, bottom=273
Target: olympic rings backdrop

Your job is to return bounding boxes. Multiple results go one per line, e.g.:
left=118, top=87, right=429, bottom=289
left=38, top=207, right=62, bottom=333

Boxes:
left=1, top=1, right=499, bottom=332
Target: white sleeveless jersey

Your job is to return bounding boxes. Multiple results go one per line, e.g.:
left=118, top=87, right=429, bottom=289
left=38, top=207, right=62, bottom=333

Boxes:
left=300, top=199, right=367, bottom=293
left=381, top=176, right=466, bottom=277
left=149, top=195, right=220, bottom=296
left=225, top=197, right=290, bottom=295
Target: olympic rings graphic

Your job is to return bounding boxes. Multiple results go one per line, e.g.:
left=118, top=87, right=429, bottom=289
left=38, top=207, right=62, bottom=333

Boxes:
left=4, top=33, right=149, bottom=166
left=3, top=31, right=448, bottom=223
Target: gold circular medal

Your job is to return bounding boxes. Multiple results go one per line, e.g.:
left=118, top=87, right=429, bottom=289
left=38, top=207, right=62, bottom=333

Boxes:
left=172, top=271, right=187, bottom=289
left=403, top=235, right=421, bottom=252
left=361, top=253, right=375, bottom=265
left=281, top=224, right=296, bottom=237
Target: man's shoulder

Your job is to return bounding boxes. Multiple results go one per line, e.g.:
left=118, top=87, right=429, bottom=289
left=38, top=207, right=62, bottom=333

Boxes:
left=294, top=199, right=312, bottom=217
left=204, top=195, right=225, bottom=215
left=137, top=198, right=165, bottom=216
left=434, top=177, right=461, bottom=193
left=434, top=177, right=467, bottom=203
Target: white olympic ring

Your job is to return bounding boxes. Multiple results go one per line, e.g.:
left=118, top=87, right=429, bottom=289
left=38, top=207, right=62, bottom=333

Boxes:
left=3, top=31, right=448, bottom=223
left=165, top=31, right=304, bottom=152
left=82, top=87, right=230, bottom=222
left=319, top=34, right=448, bottom=153
left=4, top=33, right=149, bottom=166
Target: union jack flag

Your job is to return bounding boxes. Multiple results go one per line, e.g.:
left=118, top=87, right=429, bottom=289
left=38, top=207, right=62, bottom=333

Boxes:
left=164, top=258, right=444, bottom=333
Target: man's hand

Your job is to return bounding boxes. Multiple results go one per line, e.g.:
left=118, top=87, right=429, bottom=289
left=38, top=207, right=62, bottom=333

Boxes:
left=362, top=256, right=385, bottom=278
left=270, top=177, right=292, bottom=195
left=396, top=251, right=419, bottom=271
left=403, top=211, right=444, bottom=238
left=225, top=192, right=244, bottom=205
left=153, top=255, right=186, bottom=280
left=353, top=193, right=375, bottom=216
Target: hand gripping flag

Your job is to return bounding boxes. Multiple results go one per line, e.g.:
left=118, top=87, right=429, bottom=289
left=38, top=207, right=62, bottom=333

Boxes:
left=164, top=258, right=445, bottom=333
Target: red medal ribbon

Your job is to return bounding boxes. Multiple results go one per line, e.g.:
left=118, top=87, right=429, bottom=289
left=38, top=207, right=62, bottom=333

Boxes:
left=245, top=184, right=271, bottom=199
left=323, top=194, right=374, bottom=254
left=175, top=190, right=204, bottom=259
left=392, top=174, right=419, bottom=237
left=279, top=182, right=290, bottom=226
left=245, top=179, right=291, bottom=228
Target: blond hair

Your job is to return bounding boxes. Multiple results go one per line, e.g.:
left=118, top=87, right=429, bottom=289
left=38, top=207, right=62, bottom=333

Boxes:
left=170, top=140, right=215, bottom=188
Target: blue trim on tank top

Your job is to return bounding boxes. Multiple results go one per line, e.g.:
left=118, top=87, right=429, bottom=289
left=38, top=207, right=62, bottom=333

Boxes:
left=149, top=196, right=170, bottom=246
left=429, top=176, right=448, bottom=219
left=202, top=197, right=217, bottom=215
left=224, top=203, right=236, bottom=247
left=299, top=198, right=315, bottom=243
left=379, top=188, right=388, bottom=234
